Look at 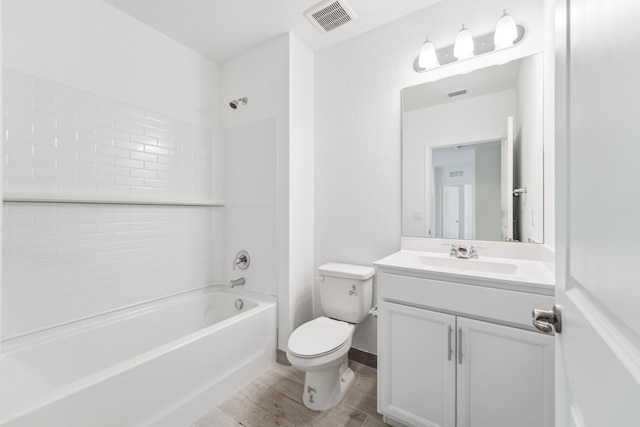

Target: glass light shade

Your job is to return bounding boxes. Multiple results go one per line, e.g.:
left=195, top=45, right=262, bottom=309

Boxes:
left=418, top=38, right=440, bottom=70
left=494, top=10, right=518, bottom=50
left=453, top=25, right=474, bottom=60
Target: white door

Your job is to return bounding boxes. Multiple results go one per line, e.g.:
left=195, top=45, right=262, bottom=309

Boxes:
left=442, top=185, right=459, bottom=238
left=378, top=301, right=456, bottom=427
left=555, top=1, right=640, bottom=426
left=463, top=184, right=474, bottom=239
left=456, top=317, right=554, bottom=427
left=500, top=116, right=514, bottom=241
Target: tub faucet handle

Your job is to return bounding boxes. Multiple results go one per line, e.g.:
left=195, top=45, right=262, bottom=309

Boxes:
left=232, top=250, right=250, bottom=270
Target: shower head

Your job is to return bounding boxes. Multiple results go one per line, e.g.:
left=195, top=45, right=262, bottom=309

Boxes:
left=229, top=97, right=248, bottom=109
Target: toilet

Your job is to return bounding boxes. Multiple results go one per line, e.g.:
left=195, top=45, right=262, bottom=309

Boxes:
left=286, top=263, right=375, bottom=410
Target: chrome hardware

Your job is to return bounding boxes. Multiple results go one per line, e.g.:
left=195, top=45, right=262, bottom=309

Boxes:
left=232, top=250, right=250, bottom=270
left=449, top=244, right=458, bottom=257
left=457, top=245, right=468, bottom=258
left=448, top=326, right=453, bottom=361
left=450, top=243, right=478, bottom=259
left=469, top=245, right=479, bottom=259
left=368, top=306, right=378, bottom=318
left=349, top=284, right=358, bottom=296
left=513, top=187, right=528, bottom=197
left=230, top=277, right=246, bottom=288
left=234, top=299, right=244, bottom=310
left=458, top=328, right=463, bottom=364
left=532, top=305, right=562, bottom=334
left=307, top=386, right=316, bottom=394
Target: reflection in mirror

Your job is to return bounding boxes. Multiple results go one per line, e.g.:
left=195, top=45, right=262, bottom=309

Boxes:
left=402, top=53, right=544, bottom=243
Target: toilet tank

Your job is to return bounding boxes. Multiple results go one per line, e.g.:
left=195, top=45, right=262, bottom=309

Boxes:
left=318, top=263, right=375, bottom=323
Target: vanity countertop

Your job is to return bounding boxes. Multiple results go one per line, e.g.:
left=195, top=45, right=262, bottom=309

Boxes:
left=374, top=250, right=555, bottom=296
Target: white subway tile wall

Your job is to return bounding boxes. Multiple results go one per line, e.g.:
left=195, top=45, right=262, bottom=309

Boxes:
left=3, top=203, right=223, bottom=338
left=3, top=68, right=216, bottom=200
left=2, top=69, right=224, bottom=338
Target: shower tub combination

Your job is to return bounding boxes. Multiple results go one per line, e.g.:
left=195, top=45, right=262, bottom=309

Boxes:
left=0, top=285, right=277, bottom=427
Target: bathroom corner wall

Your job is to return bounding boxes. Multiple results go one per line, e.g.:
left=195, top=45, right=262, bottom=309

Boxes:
left=1, top=0, right=223, bottom=338
left=288, top=35, right=315, bottom=346
left=516, top=54, right=545, bottom=244
left=222, top=33, right=314, bottom=351
left=0, top=1, right=4, bottom=346
left=315, top=0, right=548, bottom=354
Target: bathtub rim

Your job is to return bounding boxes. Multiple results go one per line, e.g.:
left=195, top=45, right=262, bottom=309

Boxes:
left=0, top=284, right=277, bottom=425
left=1, top=284, right=276, bottom=356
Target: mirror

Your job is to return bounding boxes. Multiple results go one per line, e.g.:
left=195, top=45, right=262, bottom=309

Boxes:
left=402, top=53, right=544, bottom=243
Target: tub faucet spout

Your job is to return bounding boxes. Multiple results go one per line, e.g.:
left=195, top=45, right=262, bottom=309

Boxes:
left=230, top=277, right=246, bottom=288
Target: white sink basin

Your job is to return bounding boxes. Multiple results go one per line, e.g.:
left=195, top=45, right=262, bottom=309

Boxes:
left=412, top=255, right=519, bottom=275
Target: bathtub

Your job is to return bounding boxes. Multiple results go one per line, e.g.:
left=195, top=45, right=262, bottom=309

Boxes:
left=0, top=285, right=277, bottom=427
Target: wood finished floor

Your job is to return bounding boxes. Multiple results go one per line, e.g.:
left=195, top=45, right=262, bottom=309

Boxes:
left=191, top=360, right=389, bottom=427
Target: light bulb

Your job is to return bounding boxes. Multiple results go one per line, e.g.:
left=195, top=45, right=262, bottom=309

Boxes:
left=453, top=25, right=474, bottom=60
left=494, top=10, right=518, bottom=50
left=418, top=37, right=440, bottom=70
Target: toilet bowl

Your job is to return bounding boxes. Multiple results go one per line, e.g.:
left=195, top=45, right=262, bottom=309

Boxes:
left=286, top=263, right=375, bottom=411
left=287, top=316, right=355, bottom=410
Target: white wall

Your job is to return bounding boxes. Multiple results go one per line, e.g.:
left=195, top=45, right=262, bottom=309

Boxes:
left=475, top=144, right=502, bottom=240
left=288, top=36, right=315, bottom=341
left=515, top=54, right=544, bottom=243
left=315, top=0, right=547, bottom=354
left=0, top=1, right=4, bottom=346
left=224, top=119, right=278, bottom=298
left=542, top=0, right=555, bottom=249
left=3, top=0, right=220, bottom=128
left=221, top=34, right=315, bottom=350
left=2, top=0, right=223, bottom=338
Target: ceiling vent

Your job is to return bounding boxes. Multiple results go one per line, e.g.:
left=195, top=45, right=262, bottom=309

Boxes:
left=305, top=0, right=358, bottom=33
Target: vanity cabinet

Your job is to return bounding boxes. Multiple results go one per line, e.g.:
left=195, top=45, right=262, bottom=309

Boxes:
left=379, top=301, right=456, bottom=427
left=377, top=271, right=554, bottom=427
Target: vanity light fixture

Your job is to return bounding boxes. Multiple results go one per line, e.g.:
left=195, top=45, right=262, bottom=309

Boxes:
left=494, top=10, right=518, bottom=49
left=453, top=24, right=474, bottom=60
left=418, top=36, right=440, bottom=70
left=414, top=10, right=525, bottom=73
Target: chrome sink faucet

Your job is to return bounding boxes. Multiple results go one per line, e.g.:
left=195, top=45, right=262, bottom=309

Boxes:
left=450, top=244, right=479, bottom=259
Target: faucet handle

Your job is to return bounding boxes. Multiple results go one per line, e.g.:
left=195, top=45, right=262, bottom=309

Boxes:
left=232, top=250, right=250, bottom=271
left=469, top=245, right=479, bottom=259
left=449, top=244, right=458, bottom=257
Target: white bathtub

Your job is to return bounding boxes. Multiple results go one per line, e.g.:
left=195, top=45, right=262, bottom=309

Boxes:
left=0, top=285, right=277, bottom=427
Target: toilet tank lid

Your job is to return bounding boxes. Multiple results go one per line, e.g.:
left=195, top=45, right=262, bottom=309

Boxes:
left=318, top=263, right=375, bottom=280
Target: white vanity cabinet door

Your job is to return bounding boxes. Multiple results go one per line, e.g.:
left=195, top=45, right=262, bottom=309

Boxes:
left=456, top=317, right=554, bottom=427
left=378, top=301, right=456, bottom=427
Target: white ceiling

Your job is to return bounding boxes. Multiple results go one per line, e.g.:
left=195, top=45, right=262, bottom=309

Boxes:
left=102, top=0, right=443, bottom=63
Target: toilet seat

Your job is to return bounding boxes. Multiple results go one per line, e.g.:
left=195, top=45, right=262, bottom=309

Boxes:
left=287, top=317, right=354, bottom=359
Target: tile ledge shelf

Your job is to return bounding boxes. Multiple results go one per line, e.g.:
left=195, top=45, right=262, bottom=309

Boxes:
left=2, top=193, right=224, bottom=207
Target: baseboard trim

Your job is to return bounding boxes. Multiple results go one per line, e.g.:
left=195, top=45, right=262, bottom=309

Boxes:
left=348, top=348, right=377, bottom=369
left=276, top=349, right=290, bottom=366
